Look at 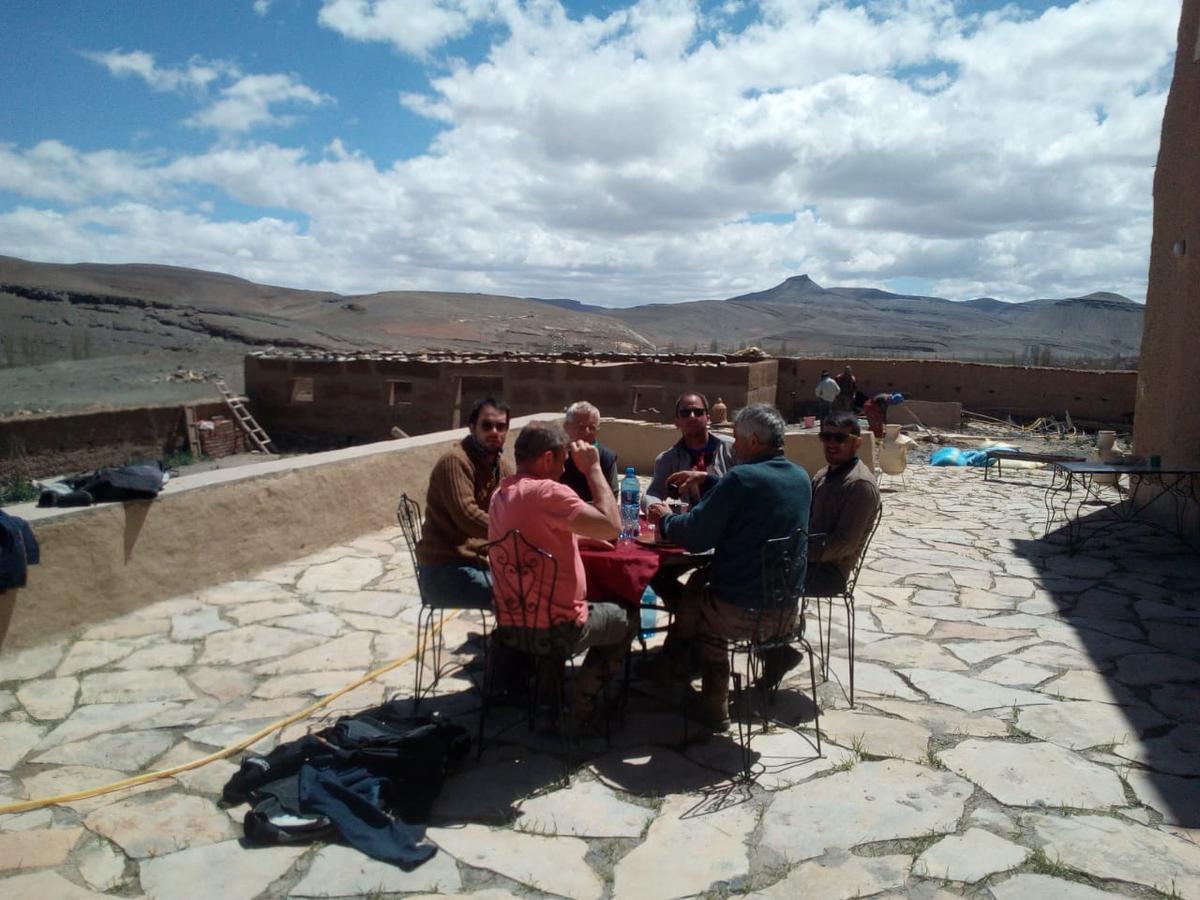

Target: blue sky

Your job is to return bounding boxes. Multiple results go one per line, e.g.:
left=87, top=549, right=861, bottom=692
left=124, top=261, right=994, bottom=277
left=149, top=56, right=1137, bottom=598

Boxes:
left=0, top=0, right=1179, bottom=306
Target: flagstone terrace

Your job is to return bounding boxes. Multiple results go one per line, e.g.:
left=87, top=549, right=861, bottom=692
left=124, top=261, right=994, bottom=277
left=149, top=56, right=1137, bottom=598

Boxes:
left=1, top=455, right=1198, bottom=899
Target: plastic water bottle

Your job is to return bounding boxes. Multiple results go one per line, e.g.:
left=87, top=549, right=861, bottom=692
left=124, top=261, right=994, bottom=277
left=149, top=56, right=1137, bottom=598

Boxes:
left=619, top=467, right=640, bottom=541
left=639, top=586, right=657, bottom=639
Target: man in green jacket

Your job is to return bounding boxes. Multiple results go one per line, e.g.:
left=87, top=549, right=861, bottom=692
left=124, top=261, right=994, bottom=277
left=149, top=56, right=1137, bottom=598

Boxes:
left=648, top=403, right=811, bottom=730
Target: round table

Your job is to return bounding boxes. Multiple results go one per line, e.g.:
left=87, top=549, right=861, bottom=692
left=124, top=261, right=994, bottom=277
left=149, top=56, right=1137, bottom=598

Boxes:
left=579, top=538, right=685, bottom=609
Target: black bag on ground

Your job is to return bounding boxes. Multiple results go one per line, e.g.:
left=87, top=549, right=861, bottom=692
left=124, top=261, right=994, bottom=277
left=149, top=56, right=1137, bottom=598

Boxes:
left=222, top=706, right=470, bottom=867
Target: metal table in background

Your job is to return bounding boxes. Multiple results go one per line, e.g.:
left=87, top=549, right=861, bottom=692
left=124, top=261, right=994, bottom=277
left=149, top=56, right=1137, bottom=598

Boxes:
left=1044, top=461, right=1200, bottom=554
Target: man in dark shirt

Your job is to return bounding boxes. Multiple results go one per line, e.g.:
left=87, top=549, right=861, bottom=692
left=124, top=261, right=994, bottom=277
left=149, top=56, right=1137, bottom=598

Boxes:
left=558, top=401, right=619, bottom=502
left=834, top=366, right=857, bottom=412
left=807, top=412, right=882, bottom=595
left=647, top=404, right=811, bottom=730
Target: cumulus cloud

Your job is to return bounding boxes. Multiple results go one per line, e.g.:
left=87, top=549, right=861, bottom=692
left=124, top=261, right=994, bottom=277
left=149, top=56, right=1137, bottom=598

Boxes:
left=85, top=49, right=329, bottom=134
left=186, top=74, right=332, bottom=133
left=9, top=0, right=1181, bottom=306
left=84, top=49, right=232, bottom=94
left=318, top=0, right=496, bottom=57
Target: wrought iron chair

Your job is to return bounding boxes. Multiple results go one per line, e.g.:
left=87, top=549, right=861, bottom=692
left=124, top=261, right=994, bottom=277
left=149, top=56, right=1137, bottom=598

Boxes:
left=479, top=528, right=627, bottom=777
left=722, top=525, right=823, bottom=782
left=807, top=504, right=883, bottom=708
left=396, top=493, right=491, bottom=711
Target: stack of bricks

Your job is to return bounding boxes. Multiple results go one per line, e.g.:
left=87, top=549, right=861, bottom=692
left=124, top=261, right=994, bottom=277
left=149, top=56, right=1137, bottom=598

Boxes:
left=198, top=416, right=246, bottom=458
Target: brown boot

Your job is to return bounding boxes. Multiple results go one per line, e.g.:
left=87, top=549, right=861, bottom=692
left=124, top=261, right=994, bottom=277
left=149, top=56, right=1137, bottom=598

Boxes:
left=686, top=666, right=730, bottom=732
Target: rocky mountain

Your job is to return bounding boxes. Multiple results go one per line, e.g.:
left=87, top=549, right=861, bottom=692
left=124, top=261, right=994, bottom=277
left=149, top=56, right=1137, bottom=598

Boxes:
left=0, top=256, right=1141, bottom=416
left=600, top=275, right=1142, bottom=362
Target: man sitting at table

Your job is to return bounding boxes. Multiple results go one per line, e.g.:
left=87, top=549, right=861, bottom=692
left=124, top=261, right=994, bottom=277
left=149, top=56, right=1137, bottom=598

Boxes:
left=488, top=421, right=633, bottom=727
left=647, top=404, right=811, bottom=731
left=559, top=401, right=619, bottom=502
left=642, top=392, right=735, bottom=609
left=644, top=392, right=734, bottom=508
left=416, top=396, right=514, bottom=610
left=806, top=411, right=881, bottom=595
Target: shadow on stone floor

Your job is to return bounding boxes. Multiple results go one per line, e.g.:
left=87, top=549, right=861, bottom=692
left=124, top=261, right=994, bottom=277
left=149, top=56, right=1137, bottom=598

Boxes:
left=1013, top=511, right=1200, bottom=832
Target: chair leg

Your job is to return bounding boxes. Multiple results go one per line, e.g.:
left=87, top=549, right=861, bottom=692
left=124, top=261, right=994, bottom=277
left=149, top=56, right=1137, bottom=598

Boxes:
left=844, top=596, right=856, bottom=708
left=823, top=597, right=834, bottom=681
left=806, top=638, right=822, bottom=757
left=413, top=605, right=433, bottom=713
left=730, top=665, right=752, bottom=782
left=812, top=597, right=827, bottom=682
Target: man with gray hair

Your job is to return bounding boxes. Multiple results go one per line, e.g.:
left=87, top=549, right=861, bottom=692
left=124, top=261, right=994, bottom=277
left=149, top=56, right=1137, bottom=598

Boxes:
left=559, top=401, right=619, bottom=502
left=647, top=403, right=812, bottom=730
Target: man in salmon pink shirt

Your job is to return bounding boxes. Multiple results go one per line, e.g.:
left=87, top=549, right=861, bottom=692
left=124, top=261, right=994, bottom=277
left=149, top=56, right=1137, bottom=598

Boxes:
left=488, top=420, right=633, bottom=726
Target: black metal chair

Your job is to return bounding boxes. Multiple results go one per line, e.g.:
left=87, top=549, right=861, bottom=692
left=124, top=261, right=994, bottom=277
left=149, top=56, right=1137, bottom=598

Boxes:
left=396, top=493, right=491, bottom=711
left=806, top=504, right=883, bottom=708
left=479, top=528, right=628, bottom=778
left=723, top=525, right=823, bottom=781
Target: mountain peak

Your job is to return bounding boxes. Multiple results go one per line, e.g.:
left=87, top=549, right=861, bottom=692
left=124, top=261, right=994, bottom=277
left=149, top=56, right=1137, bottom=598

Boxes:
left=783, top=274, right=822, bottom=289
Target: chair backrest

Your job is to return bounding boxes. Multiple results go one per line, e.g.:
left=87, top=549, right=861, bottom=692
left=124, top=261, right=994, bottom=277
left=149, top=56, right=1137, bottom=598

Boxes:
left=485, top=528, right=561, bottom=652
left=842, top=503, right=883, bottom=596
left=396, top=493, right=423, bottom=577
left=760, top=524, right=808, bottom=610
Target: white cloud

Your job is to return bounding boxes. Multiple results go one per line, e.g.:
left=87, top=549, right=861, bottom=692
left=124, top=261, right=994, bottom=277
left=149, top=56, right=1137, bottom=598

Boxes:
left=318, top=0, right=495, bottom=57
left=8, top=0, right=1181, bottom=307
left=253, top=0, right=273, bottom=15
left=85, top=49, right=329, bottom=134
left=84, top=49, right=232, bottom=93
left=186, top=74, right=332, bottom=133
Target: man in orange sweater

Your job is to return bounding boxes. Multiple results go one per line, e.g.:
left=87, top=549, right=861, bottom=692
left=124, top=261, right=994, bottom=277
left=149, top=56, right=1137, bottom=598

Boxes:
left=415, top=396, right=515, bottom=609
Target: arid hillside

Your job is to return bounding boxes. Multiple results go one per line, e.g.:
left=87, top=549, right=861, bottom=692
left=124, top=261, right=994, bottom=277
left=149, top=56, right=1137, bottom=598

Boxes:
left=0, top=256, right=1141, bottom=415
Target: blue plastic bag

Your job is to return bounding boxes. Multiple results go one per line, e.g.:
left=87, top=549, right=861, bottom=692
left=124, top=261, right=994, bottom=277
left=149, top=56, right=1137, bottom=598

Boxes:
left=930, top=447, right=963, bottom=467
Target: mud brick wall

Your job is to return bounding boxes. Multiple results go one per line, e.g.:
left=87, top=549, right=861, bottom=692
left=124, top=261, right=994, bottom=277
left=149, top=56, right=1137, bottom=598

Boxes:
left=776, top=358, right=1136, bottom=425
left=244, top=355, right=778, bottom=445
left=0, top=400, right=229, bottom=482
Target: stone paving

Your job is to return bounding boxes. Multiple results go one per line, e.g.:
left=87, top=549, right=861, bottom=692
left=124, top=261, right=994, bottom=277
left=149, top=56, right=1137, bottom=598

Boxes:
left=1, top=462, right=1199, bottom=899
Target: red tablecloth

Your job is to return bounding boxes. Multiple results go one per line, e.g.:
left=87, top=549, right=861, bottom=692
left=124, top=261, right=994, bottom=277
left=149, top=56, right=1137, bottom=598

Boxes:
left=580, top=541, right=667, bottom=609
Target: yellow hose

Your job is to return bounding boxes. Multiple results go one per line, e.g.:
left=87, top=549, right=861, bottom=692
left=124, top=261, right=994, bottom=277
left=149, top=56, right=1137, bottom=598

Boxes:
left=0, top=610, right=462, bottom=816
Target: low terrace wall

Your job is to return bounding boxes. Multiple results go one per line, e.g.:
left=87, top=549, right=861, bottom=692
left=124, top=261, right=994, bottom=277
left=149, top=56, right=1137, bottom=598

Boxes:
left=0, top=414, right=554, bottom=651
left=599, top=418, right=875, bottom=476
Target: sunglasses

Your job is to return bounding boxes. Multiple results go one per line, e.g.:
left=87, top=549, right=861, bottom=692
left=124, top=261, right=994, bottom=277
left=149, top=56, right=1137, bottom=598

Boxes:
left=818, top=431, right=852, bottom=444
left=477, top=421, right=508, bottom=432
left=678, top=408, right=708, bottom=418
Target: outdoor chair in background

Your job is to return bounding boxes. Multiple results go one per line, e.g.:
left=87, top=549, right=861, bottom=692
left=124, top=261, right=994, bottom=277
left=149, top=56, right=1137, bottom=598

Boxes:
left=720, top=525, right=822, bottom=782
left=396, top=493, right=491, bottom=712
left=806, top=505, right=883, bottom=708
left=479, top=528, right=624, bottom=780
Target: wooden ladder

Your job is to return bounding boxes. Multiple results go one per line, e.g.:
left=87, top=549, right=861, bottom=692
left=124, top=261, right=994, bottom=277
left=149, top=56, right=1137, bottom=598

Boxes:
left=214, top=378, right=276, bottom=455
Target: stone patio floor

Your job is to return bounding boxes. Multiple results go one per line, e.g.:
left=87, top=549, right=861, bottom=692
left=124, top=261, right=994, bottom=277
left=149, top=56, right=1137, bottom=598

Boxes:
left=1, top=462, right=1199, bottom=899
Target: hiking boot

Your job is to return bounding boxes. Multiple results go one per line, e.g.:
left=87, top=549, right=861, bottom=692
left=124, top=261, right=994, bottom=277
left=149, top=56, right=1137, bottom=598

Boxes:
left=685, top=667, right=730, bottom=732
left=756, top=645, right=803, bottom=695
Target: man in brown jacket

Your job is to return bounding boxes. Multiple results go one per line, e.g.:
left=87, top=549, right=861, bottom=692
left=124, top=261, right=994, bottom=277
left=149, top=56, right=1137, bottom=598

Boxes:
left=416, top=397, right=515, bottom=608
left=806, top=411, right=881, bottom=594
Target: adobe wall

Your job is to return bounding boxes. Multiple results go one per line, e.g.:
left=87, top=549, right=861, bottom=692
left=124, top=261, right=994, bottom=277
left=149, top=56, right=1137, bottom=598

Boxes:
left=1132, top=0, right=1199, bottom=532
left=244, top=354, right=777, bottom=445
left=0, top=400, right=229, bottom=483
left=0, top=414, right=553, bottom=651
left=776, top=358, right=1136, bottom=425
left=1135, top=0, right=1199, bottom=469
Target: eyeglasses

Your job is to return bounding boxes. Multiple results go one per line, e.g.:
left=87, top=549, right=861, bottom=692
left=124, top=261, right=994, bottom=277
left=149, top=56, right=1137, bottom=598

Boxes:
left=477, top=421, right=508, bottom=432
left=678, top=408, right=708, bottom=418
left=818, top=431, right=851, bottom=444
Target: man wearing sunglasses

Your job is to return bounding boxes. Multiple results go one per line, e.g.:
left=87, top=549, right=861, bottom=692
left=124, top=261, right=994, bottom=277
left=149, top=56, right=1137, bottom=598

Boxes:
left=643, top=393, right=734, bottom=509
left=806, top=412, right=881, bottom=595
left=416, top=396, right=515, bottom=609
